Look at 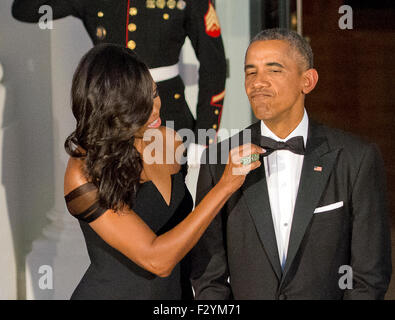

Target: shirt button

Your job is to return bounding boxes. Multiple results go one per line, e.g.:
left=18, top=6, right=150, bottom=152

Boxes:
left=129, top=7, right=138, bottom=16
left=174, top=93, right=181, bottom=99
left=97, top=11, right=104, bottom=18
left=214, top=109, right=219, bottom=115
left=163, top=13, right=170, bottom=20
left=283, top=223, right=288, bottom=227
left=128, top=23, right=137, bottom=32
left=127, top=40, right=136, bottom=50
left=212, top=124, right=217, bottom=129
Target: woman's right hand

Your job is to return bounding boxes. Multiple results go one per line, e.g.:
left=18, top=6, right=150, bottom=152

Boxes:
left=218, top=143, right=265, bottom=194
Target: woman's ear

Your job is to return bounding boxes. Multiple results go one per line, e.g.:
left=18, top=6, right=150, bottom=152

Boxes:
left=302, top=68, right=319, bottom=94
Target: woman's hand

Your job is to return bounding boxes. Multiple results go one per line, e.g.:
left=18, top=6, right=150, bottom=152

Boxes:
left=218, top=143, right=265, bottom=194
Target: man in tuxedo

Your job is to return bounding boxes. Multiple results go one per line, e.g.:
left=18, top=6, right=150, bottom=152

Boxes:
left=189, top=28, right=392, bottom=300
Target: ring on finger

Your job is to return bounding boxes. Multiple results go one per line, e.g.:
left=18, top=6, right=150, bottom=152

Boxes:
left=240, top=153, right=260, bottom=166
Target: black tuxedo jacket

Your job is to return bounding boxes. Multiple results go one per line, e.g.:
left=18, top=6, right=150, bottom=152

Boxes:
left=189, top=120, right=392, bottom=300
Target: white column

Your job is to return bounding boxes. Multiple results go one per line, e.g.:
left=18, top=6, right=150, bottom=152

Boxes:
left=216, top=0, right=251, bottom=132
left=25, top=17, right=92, bottom=300
left=0, top=62, right=18, bottom=299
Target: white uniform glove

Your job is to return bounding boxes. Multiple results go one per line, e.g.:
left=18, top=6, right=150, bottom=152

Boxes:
left=187, top=142, right=207, bottom=168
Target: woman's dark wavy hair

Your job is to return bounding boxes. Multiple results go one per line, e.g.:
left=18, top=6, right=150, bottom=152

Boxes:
left=65, top=44, right=154, bottom=211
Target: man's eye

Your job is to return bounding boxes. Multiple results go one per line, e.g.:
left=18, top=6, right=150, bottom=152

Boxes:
left=270, top=69, right=281, bottom=73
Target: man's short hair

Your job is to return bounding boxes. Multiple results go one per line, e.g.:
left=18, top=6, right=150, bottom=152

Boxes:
left=249, top=28, right=314, bottom=70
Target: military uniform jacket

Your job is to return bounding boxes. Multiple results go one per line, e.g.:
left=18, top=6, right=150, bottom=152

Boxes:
left=12, top=0, right=227, bottom=140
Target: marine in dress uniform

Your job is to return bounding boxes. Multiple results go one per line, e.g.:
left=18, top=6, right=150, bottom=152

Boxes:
left=12, top=0, right=227, bottom=146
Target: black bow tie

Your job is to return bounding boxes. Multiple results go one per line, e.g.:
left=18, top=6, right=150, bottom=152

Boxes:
left=260, top=135, right=305, bottom=156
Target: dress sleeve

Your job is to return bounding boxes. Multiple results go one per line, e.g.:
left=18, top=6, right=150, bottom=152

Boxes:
left=64, top=182, right=107, bottom=223
left=12, top=0, right=85, bottom=22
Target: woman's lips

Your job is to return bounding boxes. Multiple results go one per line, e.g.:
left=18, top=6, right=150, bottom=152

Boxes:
left=148, top=117, right=161, bottom=128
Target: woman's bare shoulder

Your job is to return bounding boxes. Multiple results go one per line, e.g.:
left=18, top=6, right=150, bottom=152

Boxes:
left=64, top=157, right=89, bottom=196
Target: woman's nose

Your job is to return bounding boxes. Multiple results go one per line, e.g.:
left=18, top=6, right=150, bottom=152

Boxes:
left=153, top=96, right=161, bottom=113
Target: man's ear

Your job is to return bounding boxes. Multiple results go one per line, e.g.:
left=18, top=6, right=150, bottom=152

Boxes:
left=302, top=68, right=319, bottom=94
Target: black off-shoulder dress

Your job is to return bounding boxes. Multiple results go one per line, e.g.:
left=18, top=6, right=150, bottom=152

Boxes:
left=64, top=171, right=193, bottom=300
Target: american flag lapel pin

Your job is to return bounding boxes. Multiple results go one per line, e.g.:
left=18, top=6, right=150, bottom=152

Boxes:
left=314, top=166, right=322, bottom=172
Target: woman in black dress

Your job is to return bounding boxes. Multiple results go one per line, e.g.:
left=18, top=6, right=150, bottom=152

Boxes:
left=63, top=44, right=263, bottom=299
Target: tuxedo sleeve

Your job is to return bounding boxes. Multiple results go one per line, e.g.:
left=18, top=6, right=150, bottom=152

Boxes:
left=189, top=152, right=231, bottom=299
left=185, top=0, right=226, bottom=143
left=12, top=0, right=84, bottom=22
left=344, top=143, right=392, bottom=300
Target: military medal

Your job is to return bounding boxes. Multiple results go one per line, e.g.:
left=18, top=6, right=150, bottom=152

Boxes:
left=96, top=26, right=107, bottom=40
left=156, top=0, right=166, bottom=9
left=146, top=0, right=155, bottom=8
left=176, top=0, right=186, bottom=10
left=167, top=0, right=176, bottom=9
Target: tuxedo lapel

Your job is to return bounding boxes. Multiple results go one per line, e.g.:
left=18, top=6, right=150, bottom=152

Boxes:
left=242, top=122, right=282, bottom=279
left=281, top=122, right=341, bottom=281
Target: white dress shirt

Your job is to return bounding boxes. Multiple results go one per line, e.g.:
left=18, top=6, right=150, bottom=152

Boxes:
left=261, top=109, right=309, bottom=269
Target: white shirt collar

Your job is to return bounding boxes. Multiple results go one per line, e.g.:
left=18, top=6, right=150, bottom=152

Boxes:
left=260, top=109, right=309, bottom=147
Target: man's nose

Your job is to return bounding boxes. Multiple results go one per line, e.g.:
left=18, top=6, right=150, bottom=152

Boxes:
left=253, top=74, right=270, bottom=88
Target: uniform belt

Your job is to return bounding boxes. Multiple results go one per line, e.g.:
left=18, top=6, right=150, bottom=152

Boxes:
left=149, top=63, right=179, bottom=83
